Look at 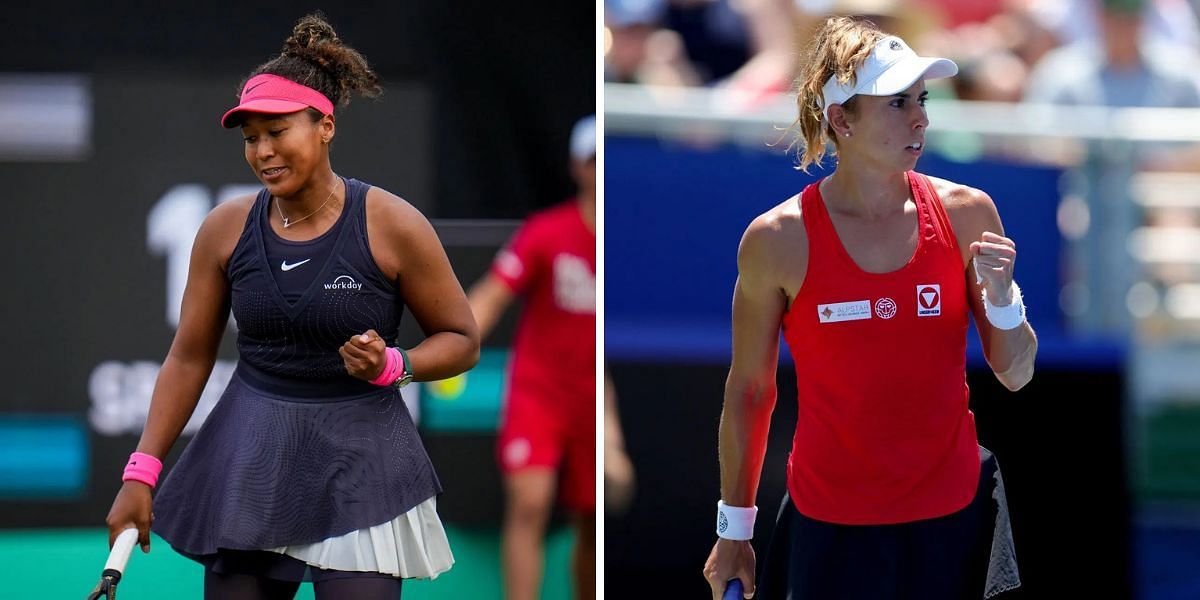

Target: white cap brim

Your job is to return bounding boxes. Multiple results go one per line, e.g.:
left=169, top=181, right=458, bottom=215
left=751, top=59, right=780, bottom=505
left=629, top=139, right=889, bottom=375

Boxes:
left=858, top=55, right=958, bottom=97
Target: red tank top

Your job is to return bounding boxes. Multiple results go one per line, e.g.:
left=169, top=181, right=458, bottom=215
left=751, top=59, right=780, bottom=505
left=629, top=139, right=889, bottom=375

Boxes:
left=781, top=172, right=980, bottom=525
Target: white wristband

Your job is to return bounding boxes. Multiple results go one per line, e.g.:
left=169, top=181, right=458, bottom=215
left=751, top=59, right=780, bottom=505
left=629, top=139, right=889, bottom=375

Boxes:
left=716, top=500, right=757, bottom=540
left=983, top=281, right=1026, bottom=330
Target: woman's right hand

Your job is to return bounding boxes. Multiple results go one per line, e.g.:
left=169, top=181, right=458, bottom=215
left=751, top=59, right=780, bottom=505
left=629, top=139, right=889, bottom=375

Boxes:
left=703, top=538, right=755, bottom=599
left=105, top=481, right=154, bottom=553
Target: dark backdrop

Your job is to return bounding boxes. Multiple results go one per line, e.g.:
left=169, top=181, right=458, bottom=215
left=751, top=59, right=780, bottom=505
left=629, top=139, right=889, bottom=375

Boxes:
left=1, top=0, right=595, bottom=218
left=0, top=1, right=592, bottom=527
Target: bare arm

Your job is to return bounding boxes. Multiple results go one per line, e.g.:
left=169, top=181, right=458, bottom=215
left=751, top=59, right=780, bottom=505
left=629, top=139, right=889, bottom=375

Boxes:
left=719, top=235, right=786, bottom=508
left=466, top=273, right=516, bottom=341
left=704, top=214, right=791, bottom=599
left=370, top=189, right=480, bottom=380
left=137, top=200, right=243, bottom=458
left=955, top=187, right=1038, bottom=391
left=107, top=196, right=248, bottom=551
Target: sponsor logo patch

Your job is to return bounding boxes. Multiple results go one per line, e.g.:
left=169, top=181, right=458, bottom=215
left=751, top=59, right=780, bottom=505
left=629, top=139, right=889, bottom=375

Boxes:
left=816, top=300, right=872, bottom=323
left=323, top=275, right=363, bottom=291
left=917, top=284, right=941, bottom=317
left=280, top=258, right=310, bottom=272
left=875, top=297, right=898, bottom=319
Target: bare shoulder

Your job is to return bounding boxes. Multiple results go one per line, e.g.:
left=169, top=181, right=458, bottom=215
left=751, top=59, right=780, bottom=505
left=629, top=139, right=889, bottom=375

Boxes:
left=198, top=193, right=256, bottom=267
left=363, top=186, right=439, bottom=280
left=365, top=185, right=430, bottom=235
left=740, top=194, right=802, bottom=255
left=927, top=175, right=1003, bottom=241
left=204, top=193, right=255, bottom=230
left=928, top=176, right=994, bottom=213
left=739, top=193, right=807, bottom=293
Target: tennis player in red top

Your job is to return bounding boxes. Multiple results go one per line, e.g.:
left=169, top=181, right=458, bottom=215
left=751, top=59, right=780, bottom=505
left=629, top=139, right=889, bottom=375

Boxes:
left=702, top=17, right=1036, bottom=600
left=467, top=115, right=596, bottom=600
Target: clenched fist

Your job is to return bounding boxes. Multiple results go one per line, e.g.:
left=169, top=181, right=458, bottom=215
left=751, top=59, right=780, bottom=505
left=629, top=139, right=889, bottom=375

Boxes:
left=340, top=329, right=387, bottom=381
left=970, top=231, right=1016, bottom=305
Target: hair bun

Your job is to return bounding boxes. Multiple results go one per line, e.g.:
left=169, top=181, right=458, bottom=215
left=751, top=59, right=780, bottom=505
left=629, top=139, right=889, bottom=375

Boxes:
left=284, top=13, right=339, bottom=55
left=246, top=11, right=381, bottom=109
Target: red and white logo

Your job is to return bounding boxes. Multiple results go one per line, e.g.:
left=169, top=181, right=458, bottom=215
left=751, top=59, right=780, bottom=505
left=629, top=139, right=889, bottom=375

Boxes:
left=917, top=284, right=941, bottom=317
left=875, top=297, right=897, bottom=319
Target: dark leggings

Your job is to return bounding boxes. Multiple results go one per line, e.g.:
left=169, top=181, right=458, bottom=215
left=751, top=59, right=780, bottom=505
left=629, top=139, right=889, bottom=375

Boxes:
left=203, top=568, right=403, bottom=600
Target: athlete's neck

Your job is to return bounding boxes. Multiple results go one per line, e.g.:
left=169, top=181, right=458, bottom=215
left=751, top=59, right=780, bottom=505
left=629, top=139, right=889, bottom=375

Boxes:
left=274, top=169, right=345, bottom=229
left=822, top=167, right=910, bottom=220
left=276, top=167, right=342, bottom=217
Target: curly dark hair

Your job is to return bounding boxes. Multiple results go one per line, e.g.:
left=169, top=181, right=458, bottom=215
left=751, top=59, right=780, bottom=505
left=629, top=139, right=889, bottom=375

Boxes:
left=239, top=12, right=381, bottom=119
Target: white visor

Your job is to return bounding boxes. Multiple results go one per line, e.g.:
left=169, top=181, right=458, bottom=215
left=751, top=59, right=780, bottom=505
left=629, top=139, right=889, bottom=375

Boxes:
left=819, top=36, right=957, bottom=124
left=570, top=114, right=596, bottom=162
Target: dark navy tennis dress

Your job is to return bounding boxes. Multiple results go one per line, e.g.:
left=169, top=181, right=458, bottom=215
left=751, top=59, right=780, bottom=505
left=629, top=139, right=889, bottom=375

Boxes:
left=151, top=177, right=452, bottom=581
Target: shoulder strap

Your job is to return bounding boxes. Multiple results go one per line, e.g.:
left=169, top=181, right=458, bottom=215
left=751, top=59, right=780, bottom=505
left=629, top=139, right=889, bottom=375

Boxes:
left=799, top=179, right=835, bottom=251
left=910, top=171, right=960, bottom=255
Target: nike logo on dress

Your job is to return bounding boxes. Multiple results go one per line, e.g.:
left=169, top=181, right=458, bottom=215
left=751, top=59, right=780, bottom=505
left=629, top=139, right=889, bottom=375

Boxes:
left=281, top=259, right=311, bottom=272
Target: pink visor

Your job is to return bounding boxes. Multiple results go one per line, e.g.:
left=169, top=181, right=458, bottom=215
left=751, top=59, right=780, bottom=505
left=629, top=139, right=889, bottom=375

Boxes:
left=221, top=74, right=335, bottom=128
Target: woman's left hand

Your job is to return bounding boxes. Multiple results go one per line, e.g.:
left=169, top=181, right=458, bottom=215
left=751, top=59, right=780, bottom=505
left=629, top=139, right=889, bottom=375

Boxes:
left=340, top=329, right=388, bottom=381
left=970, top=231, right=1016, bottom=305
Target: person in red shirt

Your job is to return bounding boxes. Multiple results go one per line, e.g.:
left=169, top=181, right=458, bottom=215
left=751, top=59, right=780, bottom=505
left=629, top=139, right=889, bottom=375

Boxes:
left=702, top=17, right=1037, bottom=600
left=467, top=115, right=596, bottom=600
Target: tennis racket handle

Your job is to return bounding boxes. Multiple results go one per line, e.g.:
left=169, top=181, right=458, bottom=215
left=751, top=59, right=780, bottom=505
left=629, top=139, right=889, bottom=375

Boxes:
left=105, top=528, right=139, bottom=573
left=723, top=578, right=744, bottom=600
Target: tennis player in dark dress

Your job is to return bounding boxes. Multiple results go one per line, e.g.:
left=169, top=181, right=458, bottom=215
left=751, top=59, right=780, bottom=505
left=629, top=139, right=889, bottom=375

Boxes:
left=105, top=14, right=479, bottom=599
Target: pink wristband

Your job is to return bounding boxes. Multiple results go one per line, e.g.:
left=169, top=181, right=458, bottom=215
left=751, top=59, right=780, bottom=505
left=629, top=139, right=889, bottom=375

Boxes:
left=369, top=347, right=405, bottom=386
left=122, top=451, right=163, bottom=488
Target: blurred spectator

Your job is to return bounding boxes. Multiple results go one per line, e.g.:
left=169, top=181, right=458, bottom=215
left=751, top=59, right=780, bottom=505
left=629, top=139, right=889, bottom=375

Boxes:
left=1026, top=0, right=1200, bottom=53
left=1023, top=0, right=1200, bottom=333
left=605, top=0, right=702, bottom=85
left=1024, top=0, right=1200, bottom=109
left=664, top=0, right=753, bottom=82
left=716, top=0, right=802, bottom=109
left=919, top=0, right=1007, bottom=28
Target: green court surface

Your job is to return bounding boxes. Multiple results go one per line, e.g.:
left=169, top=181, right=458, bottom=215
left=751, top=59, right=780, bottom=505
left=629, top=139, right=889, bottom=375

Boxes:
left=0, top=524, right=576, bottom=598
left=1138, top=402, right=1200, bottom=501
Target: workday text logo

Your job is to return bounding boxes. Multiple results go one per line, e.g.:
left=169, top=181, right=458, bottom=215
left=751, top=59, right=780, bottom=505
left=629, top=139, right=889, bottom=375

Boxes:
left=324, top=275, right=363, bottom=291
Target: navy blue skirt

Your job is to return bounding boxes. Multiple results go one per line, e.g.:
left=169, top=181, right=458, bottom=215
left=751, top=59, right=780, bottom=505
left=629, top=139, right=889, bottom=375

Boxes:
left=758, top=446, right=1020, bottom=599
left=151, top=367, right=442, bottom=568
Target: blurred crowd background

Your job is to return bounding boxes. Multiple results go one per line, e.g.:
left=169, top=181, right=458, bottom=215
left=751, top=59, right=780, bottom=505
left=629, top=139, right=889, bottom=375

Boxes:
left=605, top=0, right=1200, bottom=109
left=605, top=0, right=1200, bottom=598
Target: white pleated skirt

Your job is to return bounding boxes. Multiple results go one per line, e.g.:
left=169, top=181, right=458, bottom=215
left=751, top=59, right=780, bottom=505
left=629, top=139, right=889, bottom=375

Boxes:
left=266, top=496, right=454, bottom=579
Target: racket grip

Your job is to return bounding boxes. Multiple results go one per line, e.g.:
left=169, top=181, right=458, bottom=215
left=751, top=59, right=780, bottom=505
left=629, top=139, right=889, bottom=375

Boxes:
left=723, top=578, right=744, bottom=600
left=105, top=528, right=139, bottom=573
